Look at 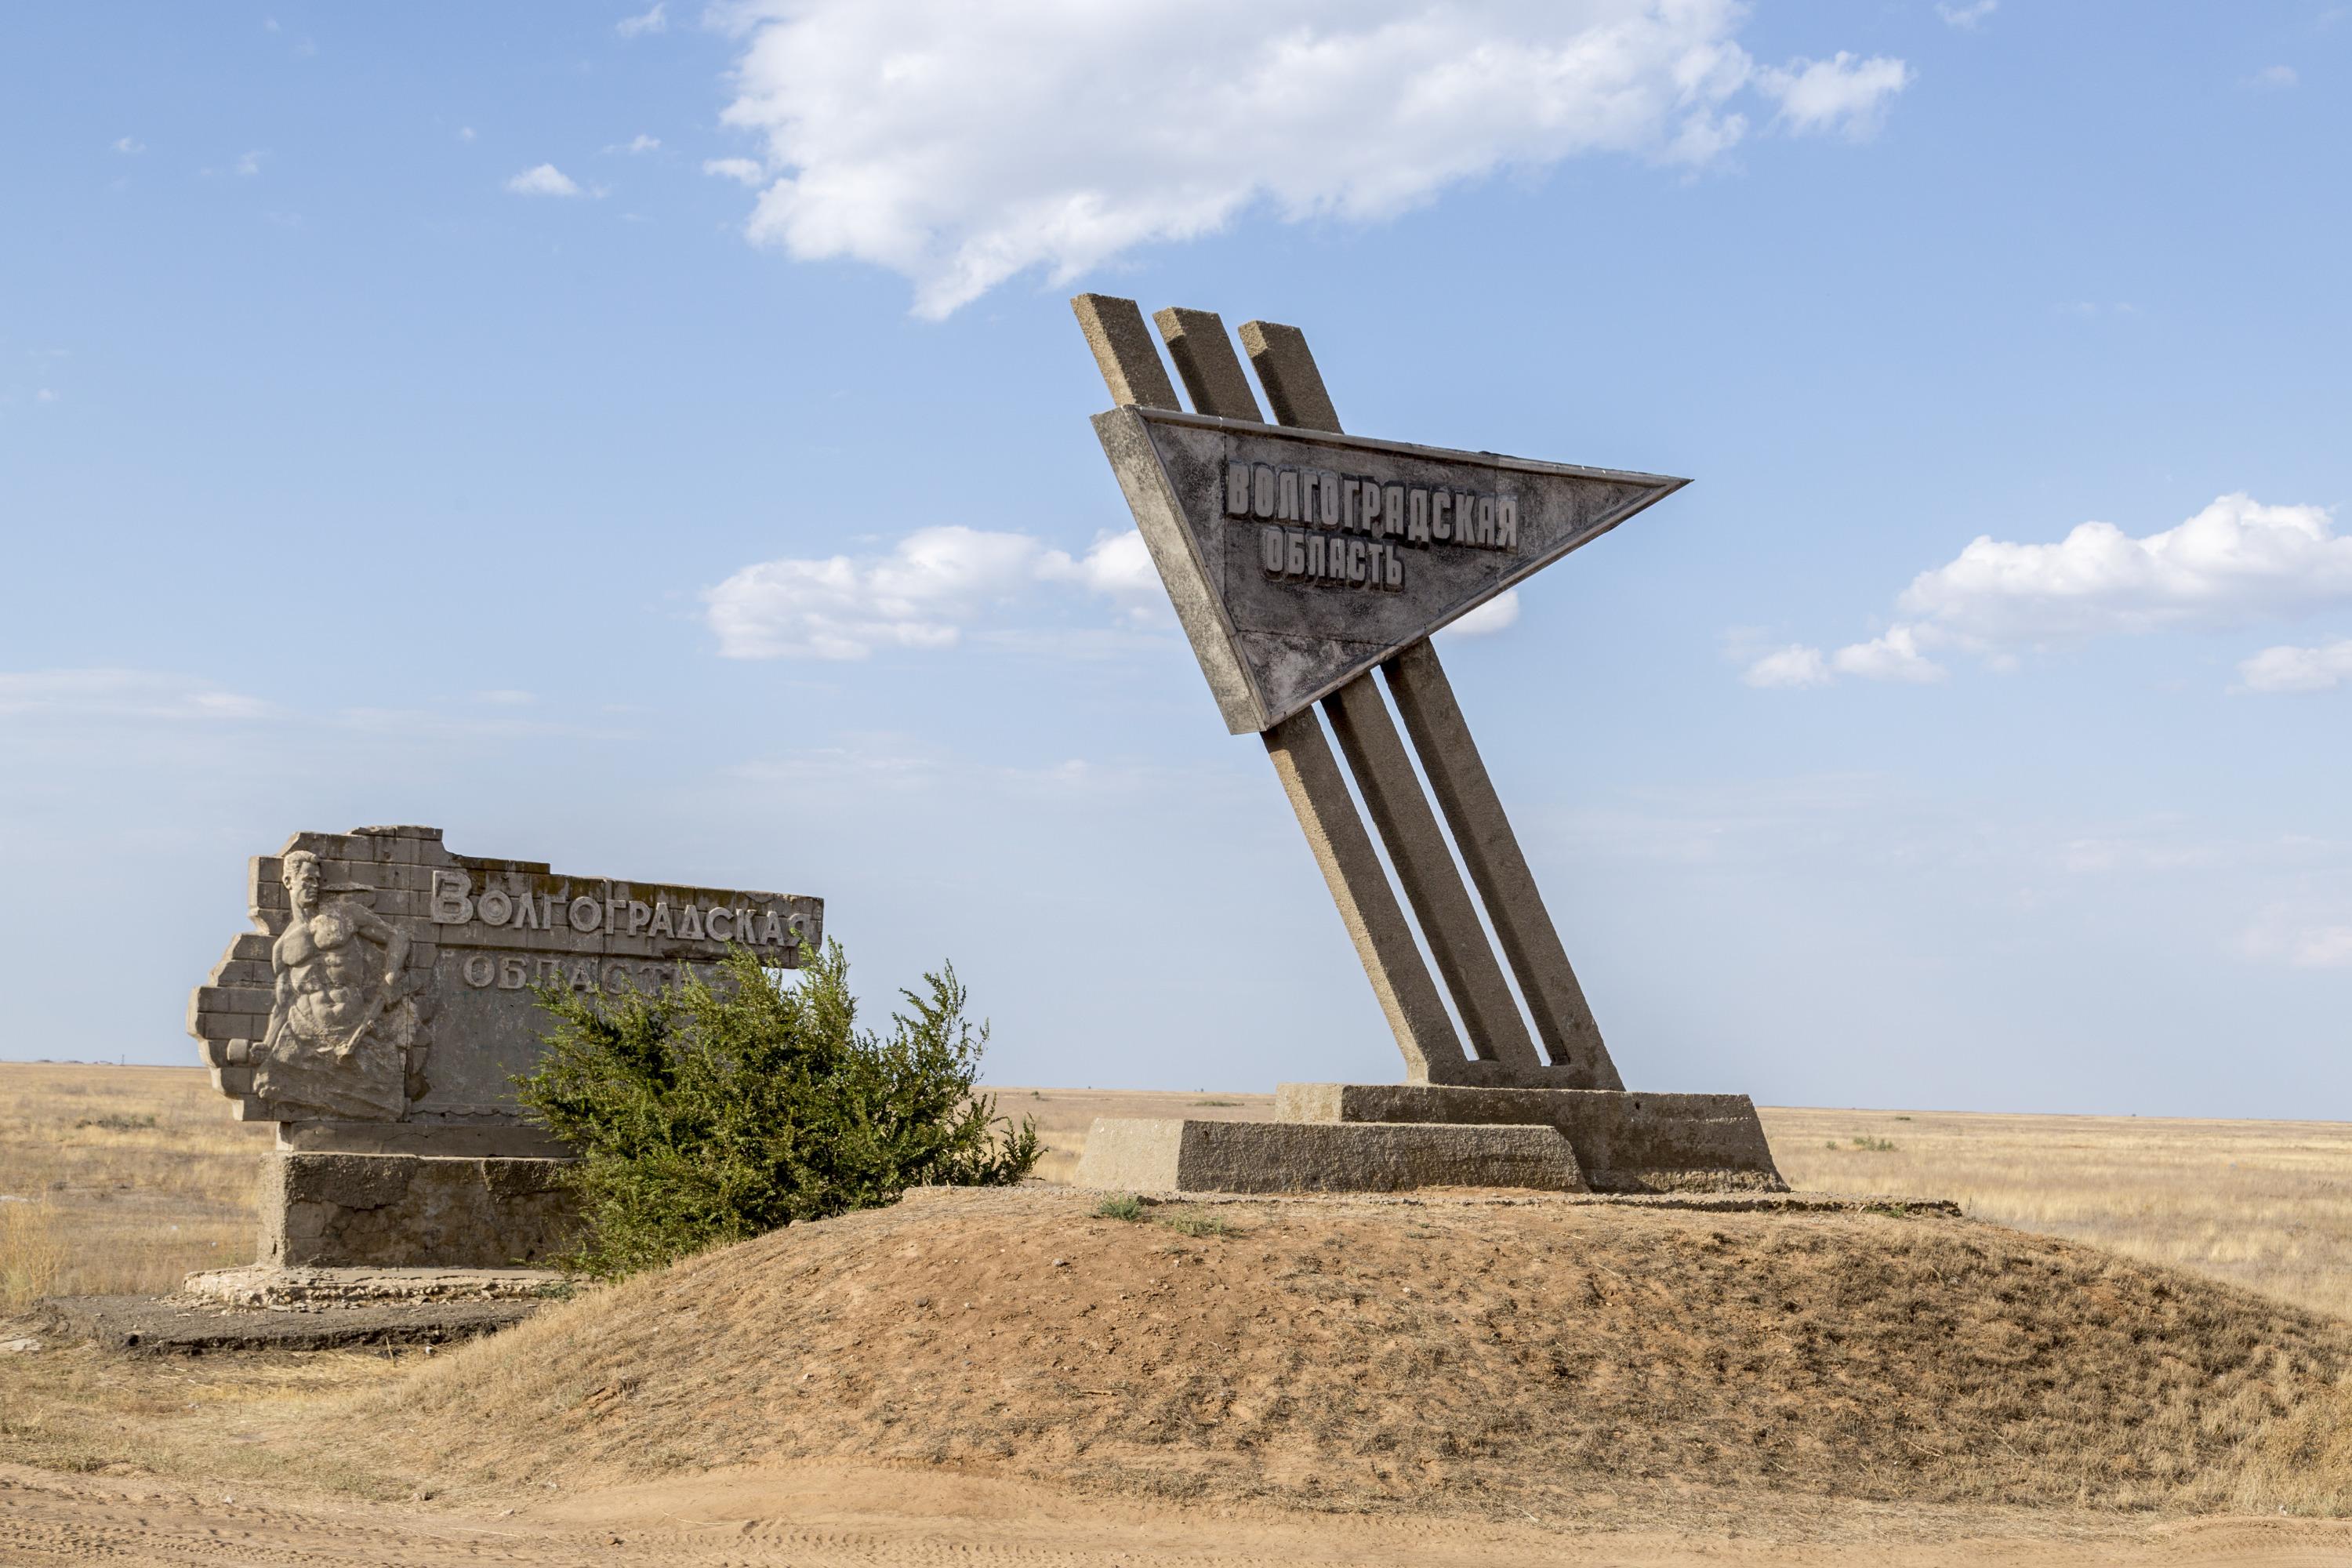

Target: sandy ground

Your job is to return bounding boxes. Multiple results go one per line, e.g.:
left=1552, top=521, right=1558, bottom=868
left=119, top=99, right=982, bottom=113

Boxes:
left=9, top=1461, right=2352, bottom=1567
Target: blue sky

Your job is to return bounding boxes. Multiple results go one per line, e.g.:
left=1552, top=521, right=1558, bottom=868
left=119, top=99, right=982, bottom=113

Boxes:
left=4, top=2, right=2347, bottom=1117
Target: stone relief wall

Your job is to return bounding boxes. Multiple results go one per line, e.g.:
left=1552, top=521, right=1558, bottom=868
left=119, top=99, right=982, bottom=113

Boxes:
left=189, top=825, right=823, bottom=1130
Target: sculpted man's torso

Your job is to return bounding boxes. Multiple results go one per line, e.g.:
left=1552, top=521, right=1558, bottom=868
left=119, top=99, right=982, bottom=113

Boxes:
left=275, top=906, right=384, bottom=1042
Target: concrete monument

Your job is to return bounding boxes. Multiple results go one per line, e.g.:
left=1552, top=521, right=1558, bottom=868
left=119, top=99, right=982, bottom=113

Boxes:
left=190, top=826, right=822, bottom=1271
left=1069, top=299, right=1782, bottom=1194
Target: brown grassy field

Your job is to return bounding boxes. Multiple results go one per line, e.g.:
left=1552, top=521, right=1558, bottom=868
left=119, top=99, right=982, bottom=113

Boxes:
left=0, top=1062, right=270, bottom=1305
left=1765, top=1105, right=2352, bottom=1323
left=2, top=1067, right=2347, bottom=1320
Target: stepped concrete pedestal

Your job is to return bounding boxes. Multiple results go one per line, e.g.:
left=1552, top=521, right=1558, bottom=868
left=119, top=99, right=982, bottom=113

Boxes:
left=1073, top=1083, right=1784, bottom=1196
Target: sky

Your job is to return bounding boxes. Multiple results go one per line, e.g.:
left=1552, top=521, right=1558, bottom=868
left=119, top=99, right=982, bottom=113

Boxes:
left=3, top=2, right=2347, bottom=1119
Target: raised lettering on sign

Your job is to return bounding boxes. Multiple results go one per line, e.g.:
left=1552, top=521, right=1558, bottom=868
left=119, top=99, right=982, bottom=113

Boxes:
left=1230, top=460, right=1518, bottom=592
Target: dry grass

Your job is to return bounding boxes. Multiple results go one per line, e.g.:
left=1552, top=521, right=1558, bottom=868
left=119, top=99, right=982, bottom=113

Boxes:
left=353, top=1188, right=2352, bottom=1520
left=0, top=1319, right=410, bottom=1493
left=1002, top=1087, right=2352, bottom=1323
left=0, top=1199, right=69, bottom=1310
left=0, top=1062, right=271, bottom=1296
left=1762, top=1106, right=2352, bottom=1321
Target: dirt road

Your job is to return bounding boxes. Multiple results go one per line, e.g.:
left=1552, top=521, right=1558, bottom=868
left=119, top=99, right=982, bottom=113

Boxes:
left=7, top=1461, right=2351, bottom=1568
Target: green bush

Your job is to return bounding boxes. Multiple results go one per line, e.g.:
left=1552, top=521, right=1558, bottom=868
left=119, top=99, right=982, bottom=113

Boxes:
left=518, top=941, right=1039, bottom=1279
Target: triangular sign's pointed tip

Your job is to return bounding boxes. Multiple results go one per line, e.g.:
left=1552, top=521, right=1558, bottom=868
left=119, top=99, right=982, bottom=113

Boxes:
left=1092, top=407, right=1690, bottom=732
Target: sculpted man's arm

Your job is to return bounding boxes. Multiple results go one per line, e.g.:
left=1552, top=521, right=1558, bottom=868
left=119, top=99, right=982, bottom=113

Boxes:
left=352, top=906, right=412, bottom=996
left=261, top=937, right=294, bottom=1051
left=358, top=902, right=409, bottom=987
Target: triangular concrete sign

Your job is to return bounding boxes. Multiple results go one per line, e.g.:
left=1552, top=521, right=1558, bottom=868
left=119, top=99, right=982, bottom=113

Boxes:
left=1094, top=406, right=1688, bottom=733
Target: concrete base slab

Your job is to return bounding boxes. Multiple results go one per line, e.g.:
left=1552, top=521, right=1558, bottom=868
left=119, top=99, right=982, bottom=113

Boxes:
left=262, top=1151, right=580, bottom=1268
left=184, top=1265, right=566, bottom=1307
left=1272, top=1083, right=1785, bottom=1193
left=38, top=1293, right=542, bottom=1356
left=1073, top=1117, right=1586, bottom=1195
left=275, top=1120, right=569, bottom=1158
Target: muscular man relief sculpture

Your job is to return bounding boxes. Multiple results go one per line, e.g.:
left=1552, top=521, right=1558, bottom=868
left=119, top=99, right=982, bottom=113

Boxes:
left=253, top=850, right=419, bottom=1120
left=191, top=826, right=826, bottom=1135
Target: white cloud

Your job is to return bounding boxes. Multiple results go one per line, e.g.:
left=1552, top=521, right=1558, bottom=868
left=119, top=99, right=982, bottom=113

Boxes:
left=1443, top=590, right=1521, bottom=639
left=1739, top=629, right=1943, bottom=687
left=2237, top=637, right=2352, bottom=694
left=2241, top=906, right=2352, bottom=969
left=113, top=136, right=144, bottom=154
left=35, top=389, right=56, bottom=404
left=1751, top=494, right=2352, bottom=691
left=1741, top=644, right=1830, bottom=688
left=1035, top=528, right=1158, bottom=606
left=2245, top=64, right=2299, bottom=90
left=1898, top=494, right=2352, bottom=644
left=706, top=526, right=1163, bottom=659
left=235, top=149, right=266, bottom=177
left=1828, top=624, right=1944, bottom=683
left=459, top=126, right=477, bottom=143
left=609, top=134, right=661, bottom=154
left=506, top=163, right=583, bottom=197
left=710, top=1, right=1908, bottom=318
left=1754, top=52, right=1912, bottom=140
left=616, top=3, right=667, bottom=37
left=2293, top=928, right=2352, bottom=967
left=702, top=157, right=766, bottom=187
left=1935, top=1, right=1997, bottom=29
left=0, top=670, right=274, bottom=722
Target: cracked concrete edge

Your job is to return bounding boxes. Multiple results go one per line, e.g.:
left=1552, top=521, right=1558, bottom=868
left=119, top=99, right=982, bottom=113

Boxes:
left=1070, top=1117, right=1588, bottom=1196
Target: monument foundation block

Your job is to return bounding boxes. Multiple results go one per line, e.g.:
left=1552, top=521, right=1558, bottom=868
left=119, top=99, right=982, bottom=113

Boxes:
left=1274, top=1083, right=1782, bottom=1193
left=260, top=1151, right=579, bottom=1269
left=1074, top=1116, right=1586, bottom=1195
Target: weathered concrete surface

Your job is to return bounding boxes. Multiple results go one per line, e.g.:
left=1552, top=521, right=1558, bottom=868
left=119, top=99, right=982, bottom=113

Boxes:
left=275, top=1120, right=569, bottom=1158
left=1273, top=1083, right=1785, bottom=1194
left=260, top=1152, right=580, bottom=1268
left=1090, top=402, right=1686, bottom=735
left=37, top=1294, right=539, bottom=1356
left=184, top=1264, right=564, bottom=1306
left=1073, top=1116, right=1587, bottom=1195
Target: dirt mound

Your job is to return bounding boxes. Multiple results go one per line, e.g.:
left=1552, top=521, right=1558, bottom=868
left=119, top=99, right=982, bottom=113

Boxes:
left=359, top=1189, right=2352, bottom=1521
